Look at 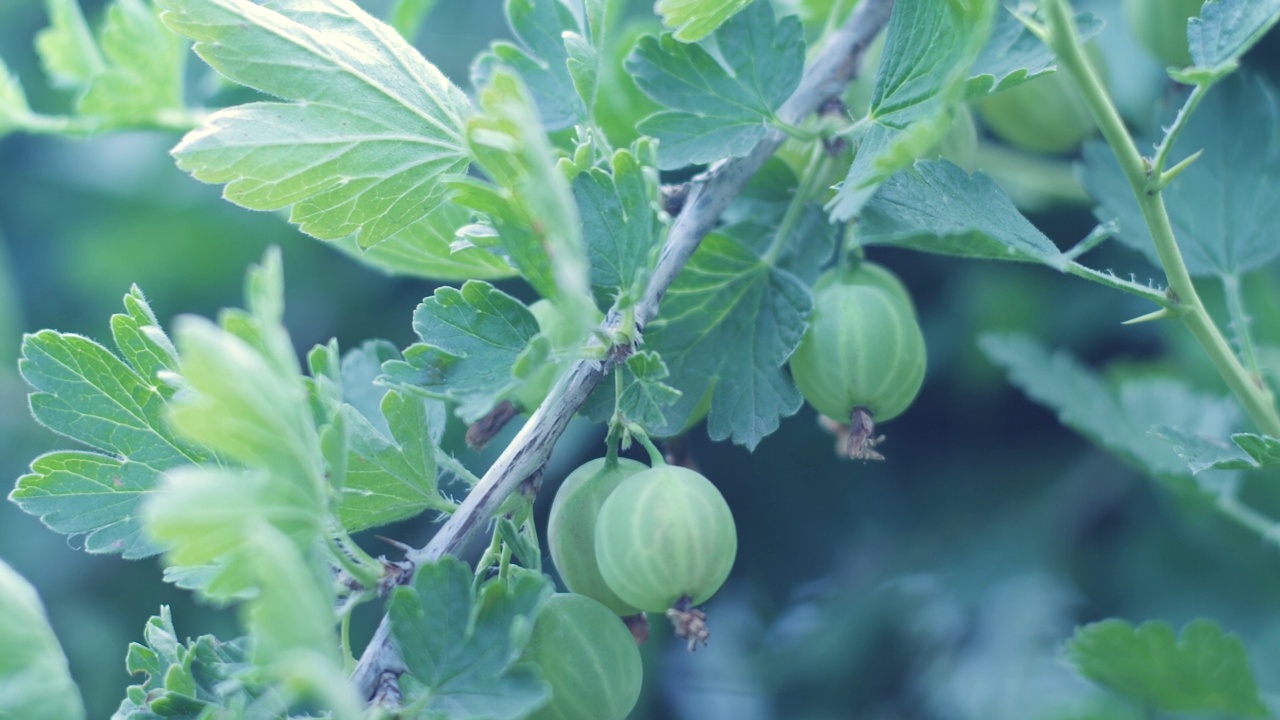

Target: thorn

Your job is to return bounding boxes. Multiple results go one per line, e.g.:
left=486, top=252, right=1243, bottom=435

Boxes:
left=1156, top=149, right=1204, bottom=189
left=1122, top=307, right=1176, bottom=325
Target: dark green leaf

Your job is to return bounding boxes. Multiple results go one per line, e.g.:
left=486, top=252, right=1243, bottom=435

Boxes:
left=980, top=333, right=1241, bottom=494
left=574, top=143, right=663, bottom=305
left=473, top=0, right=590, bottom=130
left=626, top=0, right=804, bottom=169
left=828, top=0, right=995, bottom=220
left=1188, top=0, right=1280, bottom=75
left=389, top=558, right=552, bottom=719
left=389, top=281, right=539, bottom=422
left=966, top=9, right=1103, bottom=96
left=0, top=559, right=85, bottom=720
left=160, top=0, right=472, bottom=248
left=1066, top=619, right=1268, bottom=716
left=645, top=219, right=831, bottom=448
left=1232, top=433, right=1280, bottom=466
left=858, top=160, right=1067, bottom=268
left=12, top=290, right=207, bottom=558
left=1081, top=71, right=1280, bottom=276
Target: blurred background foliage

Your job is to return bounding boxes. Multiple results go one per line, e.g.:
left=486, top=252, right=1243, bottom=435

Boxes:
left=2, top=0, right=1280, bottom=717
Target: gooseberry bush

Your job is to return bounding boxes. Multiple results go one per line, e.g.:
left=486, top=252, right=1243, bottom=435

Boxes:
left=2, top=0, right=1280, bottom=717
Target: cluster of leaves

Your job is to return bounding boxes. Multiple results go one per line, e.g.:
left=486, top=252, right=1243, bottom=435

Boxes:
left=3, top=0, right=1280, bottom=716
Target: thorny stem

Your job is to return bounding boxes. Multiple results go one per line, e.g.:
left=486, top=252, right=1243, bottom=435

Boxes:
left=1043, top=0, right=1280, bottom=438
left=349, top=0, right=897, bottom=700
left=1149, top=82, right=1211, bottom=184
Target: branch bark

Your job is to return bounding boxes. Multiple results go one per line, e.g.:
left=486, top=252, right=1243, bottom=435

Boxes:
left=351, top=0, right=896, bottom=699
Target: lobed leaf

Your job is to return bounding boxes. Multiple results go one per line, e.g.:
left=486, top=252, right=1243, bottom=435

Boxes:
left=654, top=0, right=752, bottom=42
left=35, top=0, right=103, bottom=89
left=77, top=0, right=187, bottom=127
left=1188, top=0, right=1280, bottom=76
left=574, top=143, right=663, bottom=306
left=828, top=0, right=996, bottom=220
left=615, top=350, right=682, bottom=429
left=1081, top=71, right=1280, bottom=277
left=389, top=558, right=552, bottom=719
left=472, top=0, right=593, bottom=131
left=0, top=559, right=85, bottom=720
left=1066, top=619, right=1268, bottom=716
left=387, top=281, right=540, bottom=422
left=626, top=0, right=804, bottom=169
left=160, top=0, right=472, bottom=248
left=643, top=216, right=833, bottom=448
left=858, top=160, right=1067, bottom=268
left=980, top=333, right=1242, bottom=495
left=12, top=288, right=206, bottom=558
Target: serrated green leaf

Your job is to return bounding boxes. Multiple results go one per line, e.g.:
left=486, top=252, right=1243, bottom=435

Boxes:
left=966, top=9, right=1103, bottom=96
left=339, top=390, right=448, bottom=532
left=389, top=558, right=551, bottom=720
left=328, top=204, right=516, bottom=281
left=627, top=1, right=804, bottom=169
left=644, top=218, right=831, bottom=448
left=472, top=0, right=590, bottom=131
left=35, top=0, right=103, bottom=89
left=1231, top=433, right=1280, bottom=466
left=387, top=281, right=539, bottom=422
left=1081, top=72, right=1280, bottom=276
left=160, top=0, right=472, bottom=248
left=1188, top=0, right=1280, bottom=75
left=77, top=0, right=186, bottom=126
left=0, top=559, right=85, bottom=720
left=1066, top=619, right=1268, bottom=716
left=1150, top=425, right=1255, bottom=475
left=457, top=70, right=595, bottom=338
left=574, top=144, right=662, bottom=305
left=857, top=160, right=1068, bottom=269
left=616, top=350, right=682, bottom=428
left=655, top=0, right=752, bottom=42
left=12, top=288, right=208, bottom=558
left=113, top=607, right=259, bottom=719
left=828, top=0, right=996, bottom=220
left=980, top=333, right=1241, bottom=494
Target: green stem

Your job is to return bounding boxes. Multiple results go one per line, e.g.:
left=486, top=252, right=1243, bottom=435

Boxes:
left=1044, top=0, right=1280, bottom=437
left=1065, top=262, right=1175, bottom=307
left=764, top=143, right=829, bottom=264
left=340, top=612, right=356, bottom=673
left=1062, top=220, right=1118, bottom=261
left=1149, top=82, right=1210, bottom=181
left=628, top=423, right=667, bottom=466
left=1221, top=274, right=1262, bottom=380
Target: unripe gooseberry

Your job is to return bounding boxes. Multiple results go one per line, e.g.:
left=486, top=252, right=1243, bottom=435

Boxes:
left=1124, top=0, right=1202, bottom=67
left=594, top=465, right=737, bottom=613
left=522, top=593, right=643, bottom=720
left=789, top=265, right=926, bottom=457
left=547, top=458, right=647, bottom=615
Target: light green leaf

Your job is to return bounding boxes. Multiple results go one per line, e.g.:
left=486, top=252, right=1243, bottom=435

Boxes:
left=574, top=143, right=663, bottom=305
left=239, top=522, right=339, bottom=665
left=0, top=559, right=85, bottom=720
left=626, top=0, right=805, bottom=169
left=389, top=559, right=552, bottom=719
left=457, top=70, right=594, bottom=338
left=1066, top=619, right=1268, bottom=716
left=328, top=204, right=516, bottom=281
left=655, top=0, right=752, bottom=42
left=980, top=333, right=1241, bottom=494
left=160, top=0, right=472, bottom=248
left=1154, top=428, right=1280, bottom=474
left=0, top=59, right=33, bottom=138
left=1081, top=71, right=1280, bottom=276
left=12, top=290, right=208, bottom=558
left=77, top=0, right=186, bottom=126
left=35, top=0, right=103, bottom=89
left=385, top=281, right=539, bottom=422
left=966, top=8, right=1103, bottom=96
left=828, top=0, right=996, bottom=220
left=1188, top=0, right=1280, bottom=75
left=857, top=160, right=1068, bottom=269
left=472, top=0, right=591, bottom=130
left=645, top=219, right=831, bottom=448
left=339, top=390, right=448, bottom=532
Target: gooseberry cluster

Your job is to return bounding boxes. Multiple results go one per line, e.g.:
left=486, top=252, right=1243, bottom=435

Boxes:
left=529, top=457, right=737, bottom=719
